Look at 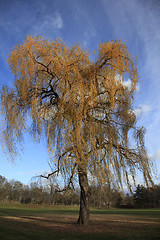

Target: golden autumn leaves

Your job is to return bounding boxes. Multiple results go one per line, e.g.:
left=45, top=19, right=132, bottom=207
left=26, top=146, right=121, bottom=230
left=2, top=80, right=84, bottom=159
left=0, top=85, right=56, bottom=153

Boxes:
left=1, top=36, right=153, bottom=190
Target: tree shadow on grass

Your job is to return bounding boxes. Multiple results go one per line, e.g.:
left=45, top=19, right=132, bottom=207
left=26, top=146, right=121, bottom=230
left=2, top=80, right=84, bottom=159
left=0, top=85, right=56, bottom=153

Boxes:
left=1, top=214, right=160, bottom=240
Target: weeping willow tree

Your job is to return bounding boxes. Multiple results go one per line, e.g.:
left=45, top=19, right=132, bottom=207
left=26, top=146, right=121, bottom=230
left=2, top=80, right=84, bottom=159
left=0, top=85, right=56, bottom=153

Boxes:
left=1, top=36, right=153, bottom=225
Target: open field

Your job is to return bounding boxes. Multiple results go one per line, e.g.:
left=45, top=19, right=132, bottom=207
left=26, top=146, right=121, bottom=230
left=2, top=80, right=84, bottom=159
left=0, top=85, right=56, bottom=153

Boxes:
left=0, top=203, right=160, bottom=240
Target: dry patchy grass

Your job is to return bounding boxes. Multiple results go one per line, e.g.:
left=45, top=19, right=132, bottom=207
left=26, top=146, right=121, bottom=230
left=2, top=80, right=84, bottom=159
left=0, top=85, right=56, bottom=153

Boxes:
left=1, top=213, right=160, bottom=234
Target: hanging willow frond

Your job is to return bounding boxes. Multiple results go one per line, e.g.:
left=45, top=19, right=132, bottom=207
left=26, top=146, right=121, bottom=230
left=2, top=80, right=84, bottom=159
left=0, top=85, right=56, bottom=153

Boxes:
left=0, top=36, right=153, bottom=189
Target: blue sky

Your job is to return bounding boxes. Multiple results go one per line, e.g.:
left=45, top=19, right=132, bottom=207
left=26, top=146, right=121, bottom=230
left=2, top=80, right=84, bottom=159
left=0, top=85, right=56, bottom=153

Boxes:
left=0, top=0, right=160, bottom=185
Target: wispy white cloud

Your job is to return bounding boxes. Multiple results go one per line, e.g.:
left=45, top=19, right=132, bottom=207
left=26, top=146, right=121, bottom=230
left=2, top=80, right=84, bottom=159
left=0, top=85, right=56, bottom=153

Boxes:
left=0, top=5, right=63, bottom=62
left=123, top=79, right=132, bottom=89
left=150, top=149, right=160, bottom=161
left=0, top=1, right=63, bottom=35
left=83, top=25, right=97, bottom=48
left=70, top=0, right=98, bottom=49
left=33, top=11, right=63, bottom=33
left=102, top=0, right=160, bottom=95
left=134, top=104, right=152, bottom=118
left=102, top=1, right=160, bottom=171
left=149, top=149, right=160, bottom=183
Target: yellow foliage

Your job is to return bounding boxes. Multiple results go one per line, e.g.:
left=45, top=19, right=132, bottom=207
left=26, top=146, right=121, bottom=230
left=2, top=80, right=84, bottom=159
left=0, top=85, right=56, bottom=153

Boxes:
left=0, top=36, right=153, bottom=189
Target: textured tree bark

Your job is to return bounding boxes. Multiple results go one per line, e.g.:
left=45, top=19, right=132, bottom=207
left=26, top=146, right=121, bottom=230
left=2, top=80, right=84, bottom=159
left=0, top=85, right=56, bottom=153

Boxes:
left=77, top=166, right=90, bottom=225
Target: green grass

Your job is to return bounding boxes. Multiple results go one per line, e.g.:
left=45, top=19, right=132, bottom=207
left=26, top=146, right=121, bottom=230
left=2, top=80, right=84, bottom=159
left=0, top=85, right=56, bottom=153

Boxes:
left=0, top=202, right=79, bottom=216
left=90, top=207, right=160, bottom=218
left=0, top=202, right=160, bottom=240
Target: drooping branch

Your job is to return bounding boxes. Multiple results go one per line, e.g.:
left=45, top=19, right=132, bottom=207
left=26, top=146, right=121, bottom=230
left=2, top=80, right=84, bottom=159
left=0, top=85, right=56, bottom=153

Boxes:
left=38, top=169, right=59, bottom=180
left=55, top=163, right=77, bottom=193
left=38, top=147, right=74, bottom=180
left=1, top=36, right=153, bottom=202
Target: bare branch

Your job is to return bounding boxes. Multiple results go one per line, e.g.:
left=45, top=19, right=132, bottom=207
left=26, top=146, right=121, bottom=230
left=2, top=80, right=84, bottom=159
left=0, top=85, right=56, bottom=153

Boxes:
left=38, top=169, right=59, bottom=179
left=55, top=163, right=77, bottom=193
left=37, top=147, right=74, bottom=180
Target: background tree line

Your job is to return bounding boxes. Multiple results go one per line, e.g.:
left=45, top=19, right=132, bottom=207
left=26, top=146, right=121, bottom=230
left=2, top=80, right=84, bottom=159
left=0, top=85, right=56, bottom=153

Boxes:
left=0, top=175, right=159, bottom=208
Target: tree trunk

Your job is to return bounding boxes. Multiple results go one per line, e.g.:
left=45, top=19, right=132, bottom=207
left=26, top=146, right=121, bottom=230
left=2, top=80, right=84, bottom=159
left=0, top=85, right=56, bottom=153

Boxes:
left=77, top=166, right=90, bottom=225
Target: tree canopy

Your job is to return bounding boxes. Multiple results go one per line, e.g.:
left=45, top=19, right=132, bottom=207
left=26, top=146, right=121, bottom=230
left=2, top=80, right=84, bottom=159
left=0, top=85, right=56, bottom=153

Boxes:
left=0, top=36, right=153, bottom=224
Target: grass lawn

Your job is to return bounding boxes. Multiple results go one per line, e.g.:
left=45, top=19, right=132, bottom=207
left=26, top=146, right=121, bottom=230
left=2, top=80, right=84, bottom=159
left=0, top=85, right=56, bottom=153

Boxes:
left=0, top=202, right=160, bottom=240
